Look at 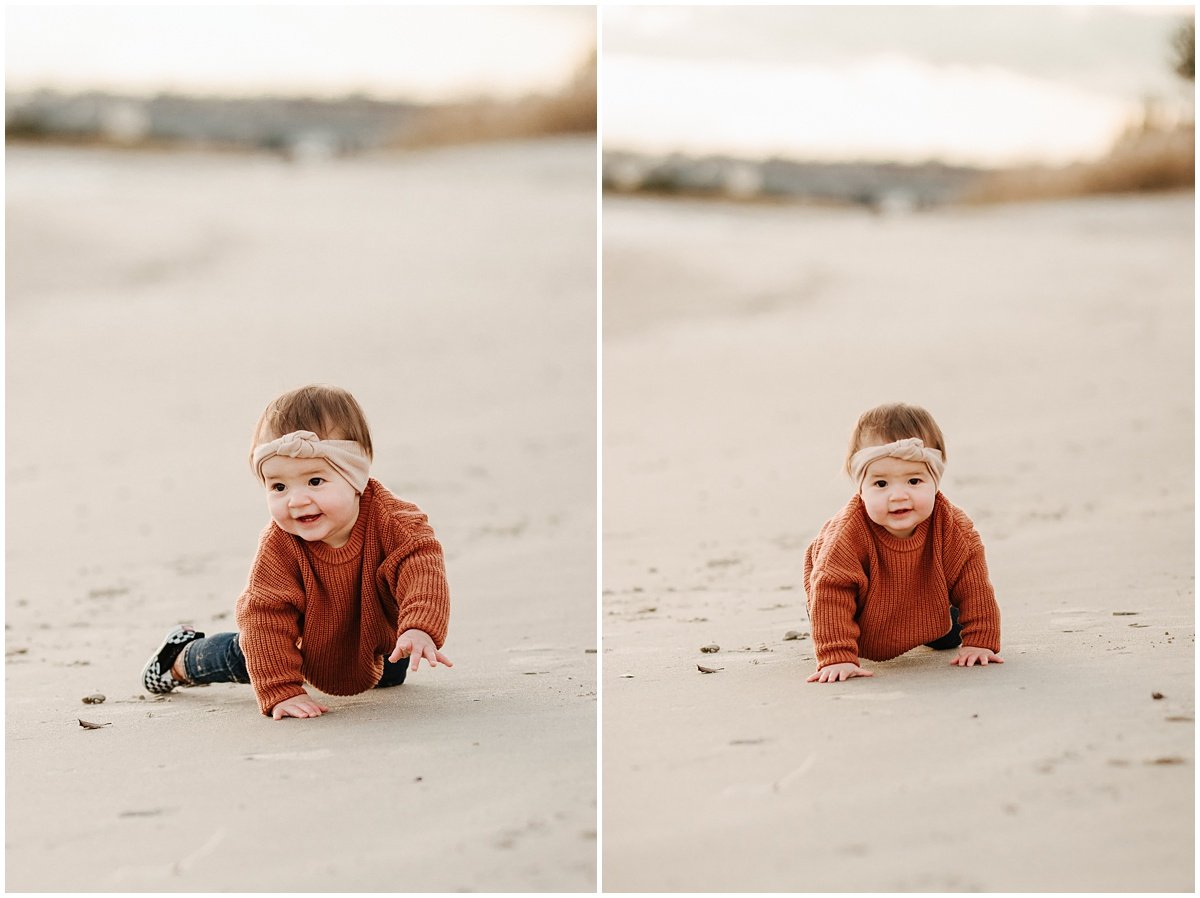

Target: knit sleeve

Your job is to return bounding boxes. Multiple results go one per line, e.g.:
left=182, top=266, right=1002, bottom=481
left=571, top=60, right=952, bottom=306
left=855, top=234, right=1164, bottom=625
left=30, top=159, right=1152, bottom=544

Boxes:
left=235, top=526, right=309, bottom=715
left=944, top=514, right=1002, bottom=654
left=805, top=519, right=868, bottom=669
left=379, top=508, right=451, bottom=648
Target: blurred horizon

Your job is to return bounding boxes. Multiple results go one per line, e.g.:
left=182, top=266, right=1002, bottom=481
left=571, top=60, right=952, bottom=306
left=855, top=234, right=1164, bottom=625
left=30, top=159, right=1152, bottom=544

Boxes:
left=6, top=5, right=596, bottom=104
left=603, top=5, right=1193, bottom=169
left=5, top=6, right=596, bottom=156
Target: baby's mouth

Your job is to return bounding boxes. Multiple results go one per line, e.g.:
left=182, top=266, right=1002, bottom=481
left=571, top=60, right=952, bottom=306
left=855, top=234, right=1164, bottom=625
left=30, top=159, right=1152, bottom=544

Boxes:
left=888, top=508, right=913, bottom=516
left=295, top=513, right=323, bottom=524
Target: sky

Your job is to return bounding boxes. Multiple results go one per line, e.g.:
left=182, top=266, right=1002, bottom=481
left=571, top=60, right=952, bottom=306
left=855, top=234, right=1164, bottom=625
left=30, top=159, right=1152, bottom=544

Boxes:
left=5, top=5, right=596, bottom=103
left=603, top=5, right=1194, bottom=167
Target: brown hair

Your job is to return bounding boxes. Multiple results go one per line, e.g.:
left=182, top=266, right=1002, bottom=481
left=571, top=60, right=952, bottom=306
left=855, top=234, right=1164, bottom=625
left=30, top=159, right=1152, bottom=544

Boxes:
left=844, top=402, right=946, bottom=476
left=249, top=384, right=374, bottom=465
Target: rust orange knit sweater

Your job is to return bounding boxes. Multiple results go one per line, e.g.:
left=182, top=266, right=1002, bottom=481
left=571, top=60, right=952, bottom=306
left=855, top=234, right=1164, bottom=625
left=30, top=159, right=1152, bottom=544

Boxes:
left=803, top=492, right=1000, bottom=669
left=235, top=479, right=450, bottom=715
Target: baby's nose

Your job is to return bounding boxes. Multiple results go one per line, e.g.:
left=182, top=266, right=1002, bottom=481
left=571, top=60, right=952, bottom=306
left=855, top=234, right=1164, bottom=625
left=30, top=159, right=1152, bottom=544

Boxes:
left=287, top=489, right=312, bottom=507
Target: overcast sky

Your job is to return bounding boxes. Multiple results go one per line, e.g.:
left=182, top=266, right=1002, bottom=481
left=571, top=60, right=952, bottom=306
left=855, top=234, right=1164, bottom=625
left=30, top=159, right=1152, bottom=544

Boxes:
left=603, top=5, right=1193, bottom=167
left=5, top=5, right=596, bottom=102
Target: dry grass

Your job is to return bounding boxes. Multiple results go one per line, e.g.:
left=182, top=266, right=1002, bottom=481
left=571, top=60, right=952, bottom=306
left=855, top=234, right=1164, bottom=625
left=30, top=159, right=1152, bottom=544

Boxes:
left=396, top=49, right=595, bottom=149
left=965, top=123, right=1194, bottom=204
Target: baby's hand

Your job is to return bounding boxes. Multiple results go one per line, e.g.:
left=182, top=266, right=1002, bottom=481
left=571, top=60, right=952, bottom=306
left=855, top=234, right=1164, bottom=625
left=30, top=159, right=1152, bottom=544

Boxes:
left=390, top=629, right=454, bottom=672
left=271, top=693, right=330, bottom=721
left=806, top=662, right=874, bottom=683
left=950, top=646, right=1005, bottom=667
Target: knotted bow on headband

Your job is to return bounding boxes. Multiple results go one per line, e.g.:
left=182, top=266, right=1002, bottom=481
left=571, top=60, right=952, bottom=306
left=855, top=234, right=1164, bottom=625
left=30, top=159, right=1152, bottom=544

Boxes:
left=849, top=437, right=944, bottom=489
left=252, top=430, right=371, bottom=493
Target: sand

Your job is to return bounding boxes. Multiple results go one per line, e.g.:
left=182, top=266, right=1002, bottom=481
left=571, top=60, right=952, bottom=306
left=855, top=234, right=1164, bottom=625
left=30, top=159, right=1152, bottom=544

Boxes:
left=6, top=140, right=1195, bottom=894
left=5, top=138, right=597, bottom=892
left=602, top=191, right=1194, bottom=891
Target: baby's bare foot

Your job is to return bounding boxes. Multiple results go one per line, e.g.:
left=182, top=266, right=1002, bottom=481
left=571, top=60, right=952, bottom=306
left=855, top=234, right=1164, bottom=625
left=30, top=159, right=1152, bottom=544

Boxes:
left=170, top=644, right=191, bottom=683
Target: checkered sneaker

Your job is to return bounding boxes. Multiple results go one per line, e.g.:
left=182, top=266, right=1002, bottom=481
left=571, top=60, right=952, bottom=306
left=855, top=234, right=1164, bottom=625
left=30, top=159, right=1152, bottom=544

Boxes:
left=141, top=625, right=205, bottom=694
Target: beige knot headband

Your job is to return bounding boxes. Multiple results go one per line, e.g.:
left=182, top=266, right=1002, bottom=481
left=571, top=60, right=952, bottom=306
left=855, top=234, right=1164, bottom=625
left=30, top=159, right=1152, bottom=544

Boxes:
left=850, top=437, right=944, bottom=489
left=252, top=430, right=371, bottom=493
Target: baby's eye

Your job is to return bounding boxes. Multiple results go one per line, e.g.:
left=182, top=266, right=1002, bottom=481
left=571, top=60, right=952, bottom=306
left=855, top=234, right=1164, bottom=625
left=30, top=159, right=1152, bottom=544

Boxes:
left=872, top=480, right=888, bottom=488
left=269, top=483, right=286, bottom=493
left=908, top=478, right=923, bottom=485
left=307, top=477, right=325, bottom=487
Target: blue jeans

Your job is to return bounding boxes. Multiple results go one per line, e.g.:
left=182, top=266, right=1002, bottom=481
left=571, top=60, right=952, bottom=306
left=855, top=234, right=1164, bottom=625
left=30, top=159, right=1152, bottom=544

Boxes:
left=181, top=632, right=408, bottom=688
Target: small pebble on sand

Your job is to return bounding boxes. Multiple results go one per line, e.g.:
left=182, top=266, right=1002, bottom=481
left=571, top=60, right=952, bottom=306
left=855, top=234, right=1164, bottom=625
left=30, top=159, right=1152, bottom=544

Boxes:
left=700, top=644, right=720, bottom=653
left=81, top=693, right=106, bottom=705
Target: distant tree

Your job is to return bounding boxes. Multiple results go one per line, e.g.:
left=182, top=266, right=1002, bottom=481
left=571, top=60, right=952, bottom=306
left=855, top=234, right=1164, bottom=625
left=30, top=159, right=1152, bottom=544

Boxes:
left=1172, top=17, right=1194, bottom=82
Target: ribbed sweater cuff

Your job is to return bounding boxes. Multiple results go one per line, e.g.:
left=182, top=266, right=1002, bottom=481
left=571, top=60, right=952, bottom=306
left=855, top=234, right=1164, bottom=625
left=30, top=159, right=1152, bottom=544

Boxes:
left=256, top=683, right=307, bottom=717
left=816, top=649, right=860, bottom=669
left=397, top=600, right=449, bottom=648
left=960, top=626, right=1001, bottom=655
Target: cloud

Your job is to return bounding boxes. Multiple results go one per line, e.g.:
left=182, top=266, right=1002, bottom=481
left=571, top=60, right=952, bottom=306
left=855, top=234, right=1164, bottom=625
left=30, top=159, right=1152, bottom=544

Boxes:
left=5, top=6, right=595, bottom=101
left=604, top=53, right=1133, bottom=167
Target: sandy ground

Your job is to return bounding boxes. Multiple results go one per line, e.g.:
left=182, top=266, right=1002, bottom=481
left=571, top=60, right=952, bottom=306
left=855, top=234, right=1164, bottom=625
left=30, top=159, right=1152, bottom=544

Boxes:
left=6, top=138, right=596, bottom=891
left=602, top=192, right=1194, bottom=891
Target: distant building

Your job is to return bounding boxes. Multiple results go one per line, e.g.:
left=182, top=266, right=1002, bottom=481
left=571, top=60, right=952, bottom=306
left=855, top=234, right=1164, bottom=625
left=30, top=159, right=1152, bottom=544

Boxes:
left=603, top=149, right=984, bottom=209
left=5, top=90, right=425, bottom=156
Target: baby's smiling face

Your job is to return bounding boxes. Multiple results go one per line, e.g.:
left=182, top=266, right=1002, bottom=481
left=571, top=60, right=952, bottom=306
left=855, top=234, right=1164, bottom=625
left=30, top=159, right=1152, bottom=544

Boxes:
left=859, top=455, right=937, bottom=539
left=261, top=454, right=361, bottom=548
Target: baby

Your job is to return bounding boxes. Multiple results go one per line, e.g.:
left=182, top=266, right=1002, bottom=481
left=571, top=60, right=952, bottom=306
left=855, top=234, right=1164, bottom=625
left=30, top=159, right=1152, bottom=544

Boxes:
left=804, top=402, right=1002, bottom=683
left=142, top=384, right=452, bottom=719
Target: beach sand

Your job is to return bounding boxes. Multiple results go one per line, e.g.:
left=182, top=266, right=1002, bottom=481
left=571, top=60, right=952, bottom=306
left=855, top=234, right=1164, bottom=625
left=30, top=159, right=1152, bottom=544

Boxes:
left=602, top=192, right=1194, bottom=891
left=6, top=138, right=597, bottom=891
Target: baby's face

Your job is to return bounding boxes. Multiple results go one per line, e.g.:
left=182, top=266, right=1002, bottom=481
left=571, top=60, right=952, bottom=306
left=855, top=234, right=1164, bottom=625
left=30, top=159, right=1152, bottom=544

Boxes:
left=859, top=455, right=937, bottom=539
left=261, top=455, right=361, bottom=548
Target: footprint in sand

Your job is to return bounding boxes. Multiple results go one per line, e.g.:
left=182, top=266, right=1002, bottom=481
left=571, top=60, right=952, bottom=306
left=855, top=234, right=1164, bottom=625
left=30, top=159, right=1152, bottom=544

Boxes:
left=245, top=749, right=333, bottom=762
left=718, top=754, right=818, bottom=797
